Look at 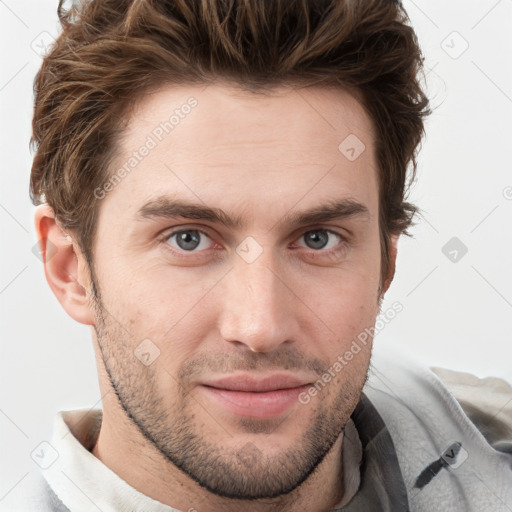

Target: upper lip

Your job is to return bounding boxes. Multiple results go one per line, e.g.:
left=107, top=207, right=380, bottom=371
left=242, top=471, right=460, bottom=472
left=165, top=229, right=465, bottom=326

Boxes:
left=200, top=374, right=311, bottom=392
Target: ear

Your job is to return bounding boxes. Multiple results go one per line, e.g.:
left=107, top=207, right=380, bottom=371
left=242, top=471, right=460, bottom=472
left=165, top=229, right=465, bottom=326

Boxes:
left=380, top=233, right=399, bottom=297
left=34, top=204, right=95, bottom=325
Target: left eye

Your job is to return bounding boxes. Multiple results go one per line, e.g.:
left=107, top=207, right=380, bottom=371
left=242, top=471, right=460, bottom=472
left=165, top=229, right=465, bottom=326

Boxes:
left=297, top=229, right=343, bottom=251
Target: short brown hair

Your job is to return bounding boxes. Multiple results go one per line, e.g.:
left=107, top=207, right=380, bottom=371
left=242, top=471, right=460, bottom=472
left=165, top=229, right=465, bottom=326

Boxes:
left=30, top=0, right=430, bottom=284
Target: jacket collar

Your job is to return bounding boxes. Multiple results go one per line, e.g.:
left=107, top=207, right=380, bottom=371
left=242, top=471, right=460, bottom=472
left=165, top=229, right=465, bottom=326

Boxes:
left=336, top=392, right=410, bottom=511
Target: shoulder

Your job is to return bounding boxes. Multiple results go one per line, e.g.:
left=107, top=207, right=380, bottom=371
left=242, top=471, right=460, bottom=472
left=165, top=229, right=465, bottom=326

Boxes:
left=364, top=348, right=512, bottom=463
left=367, top=346, right=512, bottom=454
left=430, top=366, right=512, bottom=454
left=363, top=347, right=512, bottom=508
left=0, top=470, right=70, bottom=512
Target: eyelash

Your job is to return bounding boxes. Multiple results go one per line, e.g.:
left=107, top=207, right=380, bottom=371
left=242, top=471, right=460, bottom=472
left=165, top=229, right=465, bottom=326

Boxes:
left=159, top=227, right=348, bottom=260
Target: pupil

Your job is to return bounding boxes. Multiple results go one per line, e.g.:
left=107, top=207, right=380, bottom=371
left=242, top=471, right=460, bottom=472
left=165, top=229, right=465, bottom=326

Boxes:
left=177, top=231, right=200, bottom=251
left=307, top=230, right=327, bottom=249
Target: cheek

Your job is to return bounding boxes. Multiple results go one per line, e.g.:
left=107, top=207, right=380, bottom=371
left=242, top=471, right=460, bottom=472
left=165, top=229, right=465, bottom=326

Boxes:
left=329, top=294, right=378, bottom=357
left=113, top=270, right=218, bottom=364
left=305, top=262, right=380, bottom=356
left=105, top=256, right=215, bottom=321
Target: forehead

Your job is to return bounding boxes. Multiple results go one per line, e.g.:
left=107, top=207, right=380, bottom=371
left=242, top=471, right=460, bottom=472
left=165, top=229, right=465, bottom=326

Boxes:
left=124, top=81, right=374, bottom=154
left=102, top=81, right=378, bottom=225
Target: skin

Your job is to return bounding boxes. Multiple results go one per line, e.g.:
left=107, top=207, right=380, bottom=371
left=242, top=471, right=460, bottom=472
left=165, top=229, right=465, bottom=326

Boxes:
left=35, top=82, right=398, bottom=512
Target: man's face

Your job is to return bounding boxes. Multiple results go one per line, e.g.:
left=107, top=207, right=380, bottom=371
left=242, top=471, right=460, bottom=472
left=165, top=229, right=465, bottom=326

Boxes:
left=90, top=83, right=382, bottom=499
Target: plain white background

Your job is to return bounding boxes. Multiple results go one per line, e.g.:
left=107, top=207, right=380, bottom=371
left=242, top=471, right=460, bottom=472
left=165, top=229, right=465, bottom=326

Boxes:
left=1, top=0, right=511, bottom=502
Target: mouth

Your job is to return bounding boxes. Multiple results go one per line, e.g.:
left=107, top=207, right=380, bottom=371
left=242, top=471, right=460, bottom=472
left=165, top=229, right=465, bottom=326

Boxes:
left=198, top=374, right=312, bottom=419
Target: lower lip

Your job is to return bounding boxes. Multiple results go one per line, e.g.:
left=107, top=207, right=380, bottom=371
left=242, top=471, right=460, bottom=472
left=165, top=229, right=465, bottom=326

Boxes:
left=199, top=385, right=310, bottom=419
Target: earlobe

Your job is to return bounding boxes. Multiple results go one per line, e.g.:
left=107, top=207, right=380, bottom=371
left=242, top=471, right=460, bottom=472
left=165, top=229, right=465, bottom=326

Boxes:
left=34, top=204, right=95, bottom=325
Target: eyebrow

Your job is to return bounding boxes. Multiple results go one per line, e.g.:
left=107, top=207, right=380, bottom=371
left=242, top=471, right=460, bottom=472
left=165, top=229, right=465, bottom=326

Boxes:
left=136, top=196, right=370, bottom=230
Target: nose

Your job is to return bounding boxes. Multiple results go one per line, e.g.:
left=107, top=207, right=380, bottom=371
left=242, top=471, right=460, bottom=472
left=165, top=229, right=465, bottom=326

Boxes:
left=218, top=249, right=299, bottom=353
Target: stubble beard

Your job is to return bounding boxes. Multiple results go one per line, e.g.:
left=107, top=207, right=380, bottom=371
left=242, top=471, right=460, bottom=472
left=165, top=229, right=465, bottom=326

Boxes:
left=90, top=287, right=368, bottom=502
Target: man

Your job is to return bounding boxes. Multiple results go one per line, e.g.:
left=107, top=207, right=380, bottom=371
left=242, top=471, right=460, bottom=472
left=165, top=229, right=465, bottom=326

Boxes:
left=5, top=0, right=512, bottom=510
